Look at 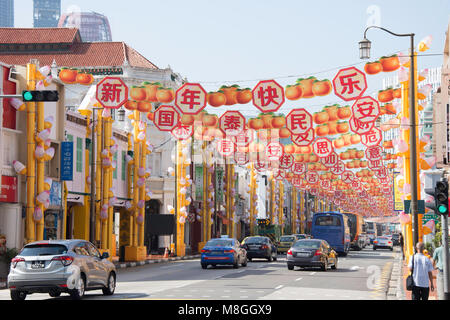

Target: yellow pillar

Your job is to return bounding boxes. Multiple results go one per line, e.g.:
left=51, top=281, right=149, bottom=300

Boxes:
left=25, top=63, right=36, bottom=244
left=35, top=100, right=45, bottom=240
left=138, top=123, right=147, bottom=247
left=101, top=116, right=111, bottom=250
left=95, top=108, right=103, bottom=244
left=176, top=140, right=186, bottom=256
left=279, top=181, right=284, bottom=235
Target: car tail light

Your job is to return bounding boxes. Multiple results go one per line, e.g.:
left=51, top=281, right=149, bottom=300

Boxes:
left=51, top=256, right=74, bottom=266
left=224, top=249, right=235, bottom=253
left=11, top=257, right=24, bottom=268
left=314, top=250, right=321, bottom=256
left=261, top=245, right=268, bottom=250
left=374, top=240, right=378, bottom=244
left=388, top=241, right=392, bottom=244
left=201, top=249, right=210, bottom=253
left=287, top=249, right=293, bottom=256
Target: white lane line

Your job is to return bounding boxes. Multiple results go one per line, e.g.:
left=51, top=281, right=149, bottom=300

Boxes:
left=275, top=285, right=284, bottom=290
left=295, top=277, right=303, bottom=282
left=309, top=272, right=316, bottom=276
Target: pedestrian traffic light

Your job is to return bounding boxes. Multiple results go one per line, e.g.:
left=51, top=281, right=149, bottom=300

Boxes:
left=435, top=180, right=449, bottom=215
left=22, top=90, right=59, bottom=102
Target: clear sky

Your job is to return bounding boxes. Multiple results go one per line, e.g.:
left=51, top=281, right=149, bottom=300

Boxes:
left=14, top=0, right=450, bottom=116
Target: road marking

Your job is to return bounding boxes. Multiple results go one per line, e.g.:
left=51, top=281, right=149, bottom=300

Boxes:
left=309, top=272, right=316, bottom=275
left=295, top=277, right=303, bottom=282
left=275, top=285, right=283, bottom=290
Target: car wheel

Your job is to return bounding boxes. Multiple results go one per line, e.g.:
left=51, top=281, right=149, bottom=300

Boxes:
left=10, top=290, right=27, bottom=301
left=321, top=259, right=328, bottom=272
left=390, top=248, right=393, bottom=251
left=102, top=272, right=116, bottom=296
left=287, top=264, right=294, bottom=270
left=69, top=274, right=86, bottom=300
left=49, top=289, right=61, bottom=298
left=201, top=263, right=208, bottom=269
left=248, top=258, right=252, bottom=262
left=373, top=246, right=377, bottom=251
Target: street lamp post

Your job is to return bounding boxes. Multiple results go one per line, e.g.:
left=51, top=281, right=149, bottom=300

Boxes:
left=359, top=26, right=420, bottom=247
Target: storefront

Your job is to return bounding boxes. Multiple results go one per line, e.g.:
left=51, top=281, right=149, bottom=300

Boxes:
left=44, top=180, right=63, bottom=240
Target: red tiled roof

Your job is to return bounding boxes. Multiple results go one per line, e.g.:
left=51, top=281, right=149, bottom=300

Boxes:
left=0, top=28, right=81, bottom=44
left=0, top=42, right=158, bottom=69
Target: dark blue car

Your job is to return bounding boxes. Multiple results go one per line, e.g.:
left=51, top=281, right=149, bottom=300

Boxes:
left=201, top=238, right=247, bottom=269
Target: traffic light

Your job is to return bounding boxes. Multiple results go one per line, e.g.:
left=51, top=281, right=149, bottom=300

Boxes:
left=425, top=179, right=449, bottom=215
left=435, top=180, right=449, bottom=215
left=22, top=90, right=59, bottom=102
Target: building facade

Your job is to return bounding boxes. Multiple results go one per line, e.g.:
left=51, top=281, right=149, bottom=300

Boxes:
left=0, top=0, right=14, bottom=27
left=33, top=0, right=61, bottom=28
left=58, top=11, right=112, bottom=42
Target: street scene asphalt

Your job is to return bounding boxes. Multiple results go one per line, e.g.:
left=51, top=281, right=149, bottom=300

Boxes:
left=0, top=245, right=398, bottom=300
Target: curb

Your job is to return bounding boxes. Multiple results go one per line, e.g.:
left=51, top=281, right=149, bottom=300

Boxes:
left=113, top=254, right=201, bottom=269
left=387, top=249, right=405, bottom=300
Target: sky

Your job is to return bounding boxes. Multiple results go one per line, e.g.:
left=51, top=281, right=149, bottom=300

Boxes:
left=14, top=0, right=450, bottom=116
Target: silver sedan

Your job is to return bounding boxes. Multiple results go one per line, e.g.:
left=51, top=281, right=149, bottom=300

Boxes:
left=7, top=239, right=116, bottom=300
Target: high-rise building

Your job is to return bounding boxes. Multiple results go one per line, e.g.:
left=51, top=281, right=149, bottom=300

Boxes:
left=58, top=11, right=112, bottom=42
left=0, top=0, right=14, bottom=27
left=33, top=0, right=61, bottom=28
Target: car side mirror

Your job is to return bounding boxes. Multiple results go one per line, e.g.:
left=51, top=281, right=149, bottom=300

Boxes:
left=101, top=252, right=110, bottom=260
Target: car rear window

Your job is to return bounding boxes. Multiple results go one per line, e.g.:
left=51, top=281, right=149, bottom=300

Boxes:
left=280, top=236, right=295, bottom=242
left=293, top=241, right=321, bottom=249
left=243, top=237, right=266, bottom=244
left=206, top=239, right=234, bottom=247
left=20, top=244, right=68, bottom=256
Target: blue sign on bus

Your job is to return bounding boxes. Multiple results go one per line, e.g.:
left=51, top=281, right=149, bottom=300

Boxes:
left=60, top=141, right=73, bottom=181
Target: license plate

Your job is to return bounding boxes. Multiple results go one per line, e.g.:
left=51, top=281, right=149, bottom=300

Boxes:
left=211, top=251, right=222, bottom=255
left=31, top=261, right=45, bottom=269
left=296, top=253, right=309, bottom=257
left=249, top=246, right=259, bottom=249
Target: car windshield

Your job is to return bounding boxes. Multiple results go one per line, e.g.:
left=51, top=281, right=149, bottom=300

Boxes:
left=243, top=237, right=266, bottom=244
left=206, top=239, right=234, bottom=247
left=19, top=244, right=68, bottom=256
left=280, top=236, right=295, bottom=242
left=293, top=241, right=321, bottom=249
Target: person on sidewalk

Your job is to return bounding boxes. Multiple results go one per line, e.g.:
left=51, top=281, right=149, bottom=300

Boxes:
left=400, top=233, right=405, bottom=260
left=408, top=242, right=435, bottom=300
left=432, top=241, right=448, bottom=300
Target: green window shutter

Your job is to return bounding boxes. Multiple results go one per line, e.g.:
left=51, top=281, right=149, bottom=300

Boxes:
left=76, top=137, right=83, bottom=173
left=121, top=151, right=126, bottom=181
left=113, top=152, right=118, bottom=179
left=67, top=134, right=73, bottom=142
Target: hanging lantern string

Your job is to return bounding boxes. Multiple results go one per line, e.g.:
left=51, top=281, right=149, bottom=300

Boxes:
left=191, top=51, right=442, bottom=85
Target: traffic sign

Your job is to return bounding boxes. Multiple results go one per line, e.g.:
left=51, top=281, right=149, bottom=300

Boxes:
left=404, top=200, right=425, bottom=214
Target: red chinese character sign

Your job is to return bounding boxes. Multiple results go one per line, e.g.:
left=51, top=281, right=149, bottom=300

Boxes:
left=312, top=138, right=333, bottom=158
left=333, top=67, right=367, bottom=101
left=352, top=96, right=380, bottom=124
left=306, top=171, right=319, bottom=185
left=349, top=116, right=375, bottom=135
left=361, top=127, right=382, bottom=147
left=252, top=80, right=285, bottom=113
left=153, top=105, right=180, bottom=132
left=321, top=152, right=339, bottom=168
left=330, top=161, right=345, bottom=175
left=365, top=145, right=383, bottom=161
left=231, top=129, right=254, bottom=147
left=175, top=83, right=207, bottom=115
left=217, top=139, right=235, bottom=157
left=219, top=111, right=246, bottom=136
left=234, top=152, right=249, bottom=165
left=292, top=129, right=315, bottom=147
left=286, top=109, right=313, bottom=135
left=265, top=142, right=284, bottom=161
left=342, top=171, right=355, bottom=184
left=272, top=169, right=286, bottom=181
left=279, top=154, right=294, bottom=170
left=292, top=162, right=306, bottom=175
left=96, top=77, right=128, bottom=109
left=171, top=124, right=193, bottom=140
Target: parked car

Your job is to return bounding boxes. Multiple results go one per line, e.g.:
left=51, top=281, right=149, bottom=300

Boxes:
left=277, top=235, right=297, bottom=254
left=201, top=238, right=247, bottom=269
left=373, top=236, right=393, bottom=251
left=287, top=239, right=338, bottom=271
left=391, top=233, right=400, bottom=246
left=241, top=236, right=277, bottom=262
left=7, top=240, right=116, bottom=301
left=293, top=234, right=312, bottom=240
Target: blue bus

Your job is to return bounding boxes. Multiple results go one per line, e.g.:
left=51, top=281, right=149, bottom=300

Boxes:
left=311, top=212, right=351, bottom=256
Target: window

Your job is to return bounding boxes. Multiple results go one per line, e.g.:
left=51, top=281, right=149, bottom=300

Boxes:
left=20, top=244, right=68, bottom=256
left=76, top=137, right=83, bottom=173
left=74, top=242, right=89, bottom=256
left=315, top=216, right=342, bottom=226
left=86, top=242, right=101, bottom=258
left=121, top=151, right=126, bottom=181
left=113, top=152, right=118, bottom=179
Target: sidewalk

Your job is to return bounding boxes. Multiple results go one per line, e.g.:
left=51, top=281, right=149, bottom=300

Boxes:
left=400, top=256, right=438, bottom=300
left=0, top=254, right=201, bottom=290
